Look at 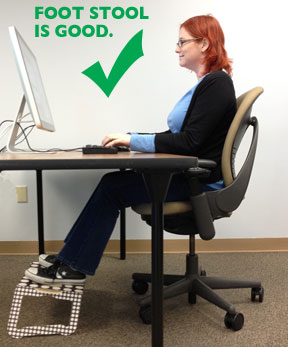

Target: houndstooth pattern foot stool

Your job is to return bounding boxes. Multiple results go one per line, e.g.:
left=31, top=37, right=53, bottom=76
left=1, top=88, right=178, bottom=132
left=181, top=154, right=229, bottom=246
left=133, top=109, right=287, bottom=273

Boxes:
left=7, top=262, right=85, bottom=339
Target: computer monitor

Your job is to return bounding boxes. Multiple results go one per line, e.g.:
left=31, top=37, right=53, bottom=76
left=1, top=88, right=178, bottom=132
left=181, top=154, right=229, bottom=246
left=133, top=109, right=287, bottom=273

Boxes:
left=7, top=26, right=55, bottom=152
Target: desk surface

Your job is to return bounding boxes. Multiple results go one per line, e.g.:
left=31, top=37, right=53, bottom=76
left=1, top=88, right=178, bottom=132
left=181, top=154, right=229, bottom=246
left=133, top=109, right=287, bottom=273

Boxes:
left=0, top=152, right=198, bottom=171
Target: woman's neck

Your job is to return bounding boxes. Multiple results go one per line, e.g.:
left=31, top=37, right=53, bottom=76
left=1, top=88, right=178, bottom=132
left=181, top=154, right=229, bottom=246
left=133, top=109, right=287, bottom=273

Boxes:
left=194, top=64, right=207, bottom=80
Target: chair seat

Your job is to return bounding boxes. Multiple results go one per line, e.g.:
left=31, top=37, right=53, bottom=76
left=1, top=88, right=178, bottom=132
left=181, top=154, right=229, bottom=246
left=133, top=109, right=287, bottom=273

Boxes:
left=132, top=201, right=193, bottom=216
left=132, top=202, right=232, bottom=236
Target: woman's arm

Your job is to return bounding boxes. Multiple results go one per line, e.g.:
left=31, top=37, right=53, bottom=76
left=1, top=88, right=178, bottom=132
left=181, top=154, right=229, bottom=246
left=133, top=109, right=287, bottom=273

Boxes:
left=128, top=130, right=172, bottom=152
left=102, top=131, right=172, bottom=151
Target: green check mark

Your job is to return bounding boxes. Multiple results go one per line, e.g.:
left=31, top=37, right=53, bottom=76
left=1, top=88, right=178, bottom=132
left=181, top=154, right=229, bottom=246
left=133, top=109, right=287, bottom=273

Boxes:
left=82, top=30, right=144, bottom=97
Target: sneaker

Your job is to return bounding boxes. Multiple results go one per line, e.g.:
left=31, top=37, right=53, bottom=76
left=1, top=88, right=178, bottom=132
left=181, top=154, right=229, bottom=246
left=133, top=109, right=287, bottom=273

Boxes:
left=25, top=261, right=86, bottom=285
left=39, top=254, right=57, bottom=268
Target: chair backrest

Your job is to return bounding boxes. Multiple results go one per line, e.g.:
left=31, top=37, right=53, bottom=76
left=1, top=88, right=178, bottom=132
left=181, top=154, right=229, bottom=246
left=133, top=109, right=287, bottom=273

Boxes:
left=207, top=87, right=264, bottom=218
left=222, top=87, right=264, bottom=187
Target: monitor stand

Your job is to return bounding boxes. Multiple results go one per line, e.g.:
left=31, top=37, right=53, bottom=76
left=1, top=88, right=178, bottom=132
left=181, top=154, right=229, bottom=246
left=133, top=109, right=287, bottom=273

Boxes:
left=6, top=95, right=28, bottom=153
left=6, top=96, right=52, bottom=154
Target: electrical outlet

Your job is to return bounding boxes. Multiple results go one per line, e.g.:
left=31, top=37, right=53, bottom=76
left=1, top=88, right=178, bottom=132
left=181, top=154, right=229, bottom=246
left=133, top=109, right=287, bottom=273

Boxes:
left=16, top=186, right=28, bottom=203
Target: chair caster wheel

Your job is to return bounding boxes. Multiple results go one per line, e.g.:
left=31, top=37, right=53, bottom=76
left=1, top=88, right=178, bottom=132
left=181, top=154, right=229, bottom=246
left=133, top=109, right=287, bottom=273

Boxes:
left=251, top=286, right=264, bottom=302
left=224, top=312, right=244, bottom=331
left=132, top=280, right=149, bottom=295
left=139, top=305, right=152, bottom=325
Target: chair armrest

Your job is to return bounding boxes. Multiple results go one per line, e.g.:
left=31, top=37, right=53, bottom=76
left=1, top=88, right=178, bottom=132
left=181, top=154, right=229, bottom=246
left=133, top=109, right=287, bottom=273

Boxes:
left=198, top=159, right=217, bottom=168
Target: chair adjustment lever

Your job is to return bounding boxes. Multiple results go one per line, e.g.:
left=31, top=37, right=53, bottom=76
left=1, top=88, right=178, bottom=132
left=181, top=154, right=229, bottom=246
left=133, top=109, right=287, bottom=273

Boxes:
left=190, top=193, right=215, bottom=240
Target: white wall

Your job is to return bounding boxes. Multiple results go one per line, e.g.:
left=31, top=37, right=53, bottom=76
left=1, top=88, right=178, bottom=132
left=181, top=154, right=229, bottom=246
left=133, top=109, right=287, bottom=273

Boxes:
left=0, top=0, right=287, bottom=241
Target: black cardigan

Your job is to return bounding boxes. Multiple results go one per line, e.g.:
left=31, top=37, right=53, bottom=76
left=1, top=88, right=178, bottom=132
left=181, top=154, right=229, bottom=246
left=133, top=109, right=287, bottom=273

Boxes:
left=155, top=70, right=236, bottom=183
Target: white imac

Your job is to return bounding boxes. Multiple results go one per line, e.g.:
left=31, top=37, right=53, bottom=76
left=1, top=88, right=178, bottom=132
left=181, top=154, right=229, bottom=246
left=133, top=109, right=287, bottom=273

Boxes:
left=7, top=26, right=55, bottom=152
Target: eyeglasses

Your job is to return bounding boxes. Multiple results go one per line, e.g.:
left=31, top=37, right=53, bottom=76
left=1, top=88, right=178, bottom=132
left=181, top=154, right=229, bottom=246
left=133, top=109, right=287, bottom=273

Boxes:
left=176, top=38, right=201, bottom=48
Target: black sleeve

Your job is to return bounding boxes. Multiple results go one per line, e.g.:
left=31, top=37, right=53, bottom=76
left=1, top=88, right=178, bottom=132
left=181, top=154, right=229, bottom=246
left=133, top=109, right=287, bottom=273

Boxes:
left=156, top=129, right=172, bottom=135
left=154, top=75, right=235, bottom=156
left=129, top=130, right=171, bottom=135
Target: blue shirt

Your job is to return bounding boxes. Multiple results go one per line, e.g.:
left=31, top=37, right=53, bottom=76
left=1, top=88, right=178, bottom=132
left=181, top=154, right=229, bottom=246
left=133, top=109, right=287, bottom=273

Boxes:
left=130, top=75, right=207, bottom=151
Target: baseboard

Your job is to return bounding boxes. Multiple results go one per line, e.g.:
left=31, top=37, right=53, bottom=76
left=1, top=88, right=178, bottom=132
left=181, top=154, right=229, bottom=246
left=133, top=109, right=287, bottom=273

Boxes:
left=1, top=238, right=288, bottom=255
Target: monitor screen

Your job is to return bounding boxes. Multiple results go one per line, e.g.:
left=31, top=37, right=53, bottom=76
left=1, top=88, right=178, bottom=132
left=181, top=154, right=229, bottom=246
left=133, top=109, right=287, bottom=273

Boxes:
left=9, top=26, right=55, bottom=132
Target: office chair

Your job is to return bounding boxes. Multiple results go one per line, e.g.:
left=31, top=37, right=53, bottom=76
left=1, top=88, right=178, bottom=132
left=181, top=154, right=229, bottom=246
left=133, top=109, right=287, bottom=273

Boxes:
left=131, top=87, right=264, bottom=331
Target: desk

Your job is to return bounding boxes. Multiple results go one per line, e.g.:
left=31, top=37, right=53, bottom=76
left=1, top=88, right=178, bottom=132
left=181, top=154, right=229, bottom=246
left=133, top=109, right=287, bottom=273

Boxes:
left=0, top=151, right=198, bottom=347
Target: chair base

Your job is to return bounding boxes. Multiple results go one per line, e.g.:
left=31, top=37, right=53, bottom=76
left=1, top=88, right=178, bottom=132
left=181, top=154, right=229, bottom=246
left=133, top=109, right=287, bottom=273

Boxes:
left=132, top=253, right=263, bottom=327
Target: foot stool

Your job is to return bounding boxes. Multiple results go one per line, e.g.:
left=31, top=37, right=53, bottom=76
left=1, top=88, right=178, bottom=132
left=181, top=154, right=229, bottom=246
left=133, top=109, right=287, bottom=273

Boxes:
left=7, top=262, right=85, bottom=339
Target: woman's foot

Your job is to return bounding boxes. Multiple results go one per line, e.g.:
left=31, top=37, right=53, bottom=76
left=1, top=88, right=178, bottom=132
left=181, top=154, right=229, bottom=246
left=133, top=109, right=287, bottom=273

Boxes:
left=25, top=261, right=86, bottom=285
left=39, top=254, right=57, bottom=267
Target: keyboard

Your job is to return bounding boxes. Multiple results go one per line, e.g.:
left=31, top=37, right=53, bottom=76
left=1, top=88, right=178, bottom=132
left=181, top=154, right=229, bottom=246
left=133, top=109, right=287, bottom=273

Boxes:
left=82, top=145, right=130, bottom=154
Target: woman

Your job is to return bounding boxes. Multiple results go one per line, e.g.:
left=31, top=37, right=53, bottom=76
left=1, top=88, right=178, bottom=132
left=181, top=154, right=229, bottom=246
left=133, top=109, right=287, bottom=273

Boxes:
left=25, top=14, right=236, bottom=284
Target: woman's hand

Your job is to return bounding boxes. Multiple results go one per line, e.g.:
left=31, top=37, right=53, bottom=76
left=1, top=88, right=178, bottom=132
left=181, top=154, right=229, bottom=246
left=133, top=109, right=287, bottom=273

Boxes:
left=101, top=133, right=131, bottom=148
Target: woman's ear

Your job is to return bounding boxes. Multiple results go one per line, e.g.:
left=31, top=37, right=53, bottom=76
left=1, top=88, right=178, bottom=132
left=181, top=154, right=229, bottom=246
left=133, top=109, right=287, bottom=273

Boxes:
left=201, top=39, right=209, bottom=53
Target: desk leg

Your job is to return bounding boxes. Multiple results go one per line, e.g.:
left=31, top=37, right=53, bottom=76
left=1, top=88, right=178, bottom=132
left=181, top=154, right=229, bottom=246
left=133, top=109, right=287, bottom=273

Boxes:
left=120, top=208, right=126, bottom=260
left=119, top=169, right=126, bottom=260
left=142, top=172, right=172, bottom=347
left=36, top=170, right=45, bottom=255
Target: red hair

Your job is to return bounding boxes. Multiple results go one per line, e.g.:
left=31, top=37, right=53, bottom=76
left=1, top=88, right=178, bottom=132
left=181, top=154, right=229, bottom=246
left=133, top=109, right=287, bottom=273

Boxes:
left=181, top=15, right=232, bottom=76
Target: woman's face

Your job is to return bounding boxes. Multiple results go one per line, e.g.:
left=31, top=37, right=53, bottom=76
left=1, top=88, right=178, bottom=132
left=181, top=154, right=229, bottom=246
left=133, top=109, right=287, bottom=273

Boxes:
left=175, top=27, right=206, bottom=71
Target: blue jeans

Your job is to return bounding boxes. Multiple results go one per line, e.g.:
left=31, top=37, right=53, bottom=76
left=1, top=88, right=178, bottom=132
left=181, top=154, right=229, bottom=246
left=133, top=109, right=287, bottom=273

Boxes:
left=57, top=170, right=222, bottom=275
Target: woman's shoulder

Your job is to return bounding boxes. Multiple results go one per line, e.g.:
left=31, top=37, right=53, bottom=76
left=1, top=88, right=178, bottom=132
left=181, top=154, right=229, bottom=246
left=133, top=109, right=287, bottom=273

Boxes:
left=204, top=70, right=232, bottom=82
left=198, top=70, right=234, bottom=91
left=194, top=70, right=235, bottom=101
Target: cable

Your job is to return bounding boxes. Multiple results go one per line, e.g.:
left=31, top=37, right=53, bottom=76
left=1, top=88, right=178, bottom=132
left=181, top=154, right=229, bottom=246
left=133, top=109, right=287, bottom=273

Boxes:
left=0, top=122, right=35, bottom=152
left=13, top=121, right=83, bottom=152
left=14, top=122, right=43, bottom=152
left=0, top=113, right=31, bottom=129
left=8, top=123, right=82, bottom=153
left=0, top=120, right=13, bottom=152
left=18, top=112, right=32, bottom=122
left=0, top=120, right=13, bottom=128
left=0, top=116, right=83, bottom=153
left=45, top=147, right=83, bottom=152
left=0, top=121, right=13, bottom=138
left=0, top=114, right=32, bottom=152
left=15, top=125, right=35, bottom=147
